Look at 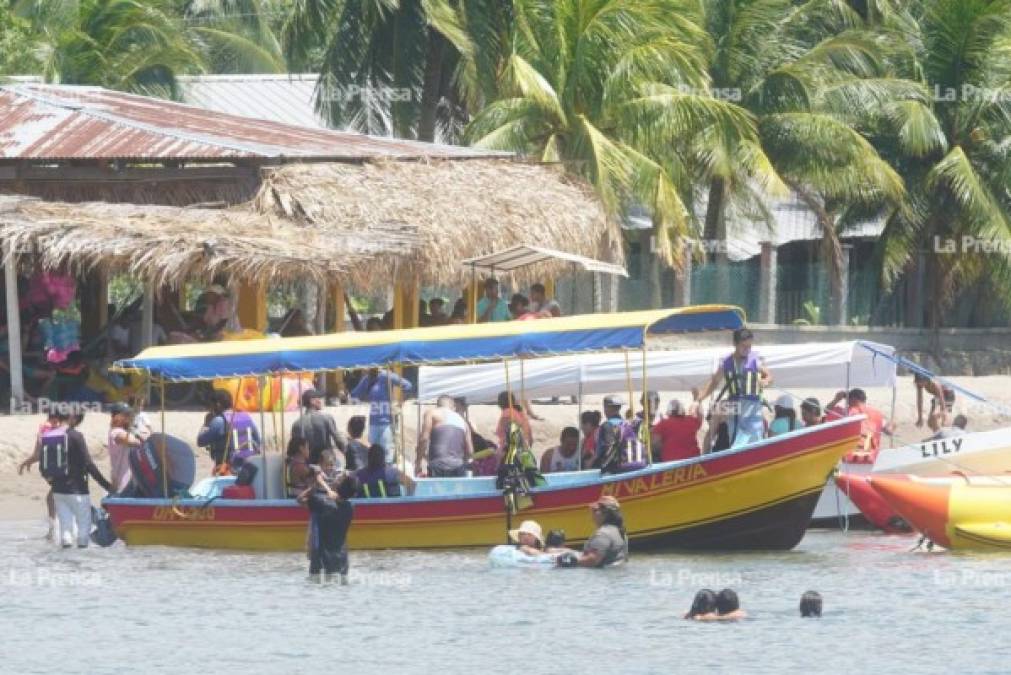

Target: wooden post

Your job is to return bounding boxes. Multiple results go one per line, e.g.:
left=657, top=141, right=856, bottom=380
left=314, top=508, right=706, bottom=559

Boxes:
left=236, top=280, right=267, bottom=332
left=468, top=273, right=480, bottom=324
left=3, top=240, right=24, bottom=407
left=328, top=283, right=346, bottom=395
left=141, top=283, right=155, bottom=349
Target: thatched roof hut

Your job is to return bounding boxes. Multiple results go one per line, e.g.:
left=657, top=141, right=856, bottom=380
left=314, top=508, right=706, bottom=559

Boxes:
left=0, top=194, right=418, bottom=287
left=252, top=159, right=623, bottom=287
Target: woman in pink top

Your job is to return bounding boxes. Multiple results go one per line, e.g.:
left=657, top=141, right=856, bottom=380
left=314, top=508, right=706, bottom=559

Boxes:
left=107, top=403, right=143, bottom=493
left=493, top=390, right=533, bottom=452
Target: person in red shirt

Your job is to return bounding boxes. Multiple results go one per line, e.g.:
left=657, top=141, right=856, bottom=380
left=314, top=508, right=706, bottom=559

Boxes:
left=653, top=399, right=703, bottom=462
left=826, top=388, right=892, bottom=462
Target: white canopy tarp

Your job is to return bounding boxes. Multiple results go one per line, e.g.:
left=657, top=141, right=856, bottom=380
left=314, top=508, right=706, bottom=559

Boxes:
left=417, top=341, right=897, bottom=403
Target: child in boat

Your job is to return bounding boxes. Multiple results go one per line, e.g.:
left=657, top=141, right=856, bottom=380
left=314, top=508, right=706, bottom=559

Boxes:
left=299, top=469, right=357, bottom=583
left=684, top=589, right=719, bottom=620
left=544, top=529, right=568, bottom=554
left=715, top=588, right=747, bottom=620
left=800, top=591, right=822, bottom=617
left=286, top=436, right=312, bottom=498
left=768, top=395, right=800, bottom=437
left=345, top=416, right=369, bottom=471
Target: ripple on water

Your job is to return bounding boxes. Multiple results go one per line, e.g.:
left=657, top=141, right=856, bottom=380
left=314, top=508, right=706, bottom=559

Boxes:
left=1, top=521, right=1008, bottom=674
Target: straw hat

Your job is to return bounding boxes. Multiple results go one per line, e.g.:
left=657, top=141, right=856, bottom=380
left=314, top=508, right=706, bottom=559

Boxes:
left=508, top=520, right=544, bottom=546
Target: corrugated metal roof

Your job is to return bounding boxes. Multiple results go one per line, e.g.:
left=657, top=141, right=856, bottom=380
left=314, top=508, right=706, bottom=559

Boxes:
left=625, top=195, right=885, bottom=261
left=176, top=74, right=326, bottom=129
left=0, top=83, right=506, bottom=161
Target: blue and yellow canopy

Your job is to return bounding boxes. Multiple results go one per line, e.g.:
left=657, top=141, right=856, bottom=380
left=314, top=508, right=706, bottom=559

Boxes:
left=114, top=306, right=744, bottom=381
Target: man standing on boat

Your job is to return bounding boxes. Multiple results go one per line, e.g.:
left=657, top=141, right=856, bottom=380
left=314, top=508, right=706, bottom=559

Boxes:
left=350, top=368, right=413, bottom=464
left=291, top=389, right=347, bottom=465
left=695, top=328, right=772, bottom=448
left=416, top=395, right=474, bottom=477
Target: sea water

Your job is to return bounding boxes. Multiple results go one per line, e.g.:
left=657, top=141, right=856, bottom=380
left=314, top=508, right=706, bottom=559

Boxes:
left=1, top=522, right=1008, bottom=674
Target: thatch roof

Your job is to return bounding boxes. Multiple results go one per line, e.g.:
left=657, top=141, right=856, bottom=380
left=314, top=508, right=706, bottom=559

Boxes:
left=1, top=158, right=619, bottom=291
left=252, top=159, right=622, bottom=287
left=0, top=194, right=417, bottom=287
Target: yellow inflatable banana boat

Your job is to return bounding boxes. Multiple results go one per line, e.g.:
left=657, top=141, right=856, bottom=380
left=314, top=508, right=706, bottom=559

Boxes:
left=868, top=475, right=1011, bottom=551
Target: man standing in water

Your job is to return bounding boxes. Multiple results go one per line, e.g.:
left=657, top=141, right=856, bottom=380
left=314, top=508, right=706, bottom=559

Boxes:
left=416, top=395, right=473, bottom=477
left=695, top=328, right=772, bottom=448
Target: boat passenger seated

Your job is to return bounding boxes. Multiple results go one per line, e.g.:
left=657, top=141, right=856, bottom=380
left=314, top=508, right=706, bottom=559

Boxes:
left=286, top=436, right=312, bottom=498
left=356, top=444, right=415, bottom=498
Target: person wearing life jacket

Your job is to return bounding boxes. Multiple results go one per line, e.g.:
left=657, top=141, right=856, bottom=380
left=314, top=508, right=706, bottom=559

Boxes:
left=357, top=443, right=414, bottom=498
left=540, top=427, right=586, bottom=473
left=197, top=389, right=262, bottom=472
left=592, top=394, right=625, bottom=471
left=695, top=328, right=772, bottom=449
left=44, top=412, right=113, bottom=548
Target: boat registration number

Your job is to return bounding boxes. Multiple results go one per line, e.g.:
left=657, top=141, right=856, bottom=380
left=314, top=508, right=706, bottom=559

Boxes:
left=600, top=464, right=708, bottom=499
left=152, top=506, right=216, bottom=521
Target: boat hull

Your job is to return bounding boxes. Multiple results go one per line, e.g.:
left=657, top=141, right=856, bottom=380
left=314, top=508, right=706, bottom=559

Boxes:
left=868, top=475, right=1011, bottom=551
left=810, top=427, right=1011, bottom=529
left=104, top=418, right=861, bottom=552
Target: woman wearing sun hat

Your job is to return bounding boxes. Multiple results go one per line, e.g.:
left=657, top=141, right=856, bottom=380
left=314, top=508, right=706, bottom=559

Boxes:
left=508, top=520, right=545, bottom=556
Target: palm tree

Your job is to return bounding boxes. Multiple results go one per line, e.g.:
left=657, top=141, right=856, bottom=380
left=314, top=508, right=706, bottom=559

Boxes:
left=868, top=0, right=1011, bottom=328
left=466, top=0, right=761, bottom=306
left=181, top=0, right=286, bottom=73
left=11, top=0, right=284, bottom=96
left=697, top=0, right=909, bottom=321
left=282, top=0, right=512, bottom=140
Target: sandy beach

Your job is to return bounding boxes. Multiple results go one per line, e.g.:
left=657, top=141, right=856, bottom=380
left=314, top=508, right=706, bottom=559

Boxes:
left=3, top=375, right=1009, bottom=524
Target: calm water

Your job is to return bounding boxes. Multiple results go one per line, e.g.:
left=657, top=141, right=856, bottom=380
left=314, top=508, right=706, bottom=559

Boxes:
left=1, top=520, right=1008, bottom=674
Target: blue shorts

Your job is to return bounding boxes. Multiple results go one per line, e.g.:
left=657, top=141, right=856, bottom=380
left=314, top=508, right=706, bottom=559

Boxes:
left=730, top=400, right=765, bottom=448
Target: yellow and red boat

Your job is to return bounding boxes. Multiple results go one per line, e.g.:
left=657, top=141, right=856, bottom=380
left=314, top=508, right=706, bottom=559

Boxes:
left=105, top=306, right=860, bottom=551
left=867, top=475, right=1011, bottom=551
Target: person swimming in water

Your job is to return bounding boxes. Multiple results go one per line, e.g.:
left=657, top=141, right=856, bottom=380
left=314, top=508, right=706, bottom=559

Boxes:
left=800, top=590, right=822, bottom=618
left=684, top=589, right=719, bottom=620
left=508, top=520, right=545, bottom=556
left=715, top=588, right=747, bottom=620
left=544, top=529, right=567, bottom=554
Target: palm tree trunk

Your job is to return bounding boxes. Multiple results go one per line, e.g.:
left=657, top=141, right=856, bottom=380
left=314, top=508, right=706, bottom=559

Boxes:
left=703, top=177, right=729, bottom=301
left=792, top=185, right=843, bottom=323
left=417, top=32, right=447, bottom=142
